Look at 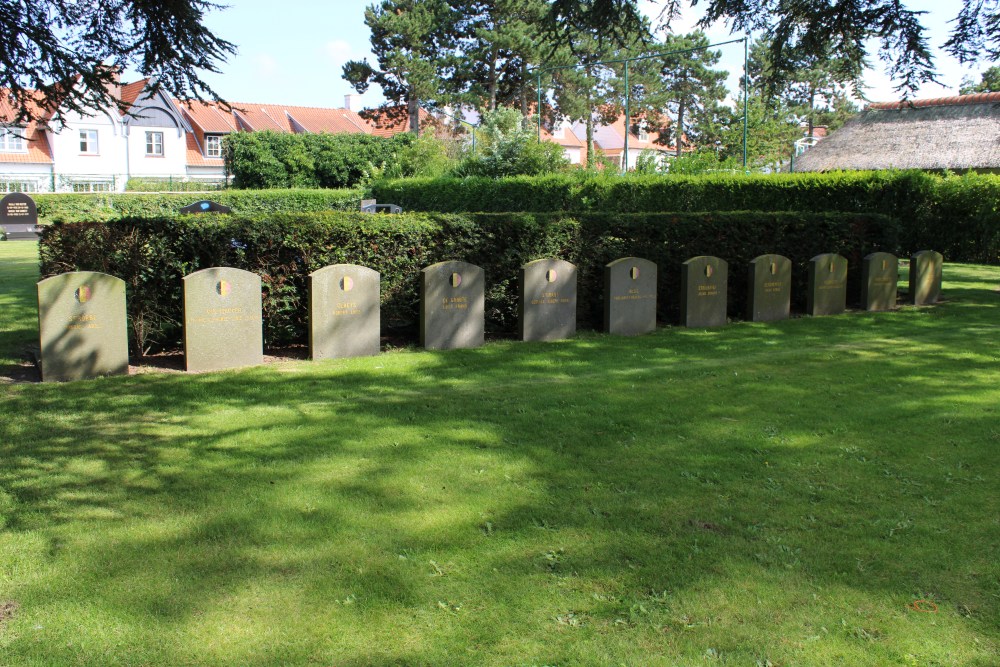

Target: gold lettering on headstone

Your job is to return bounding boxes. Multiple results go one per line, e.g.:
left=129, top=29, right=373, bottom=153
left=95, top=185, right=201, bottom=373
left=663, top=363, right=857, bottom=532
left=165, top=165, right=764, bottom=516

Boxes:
left=697, top=284, right=719, bottom=297
left=5, top=202, right=29, bottom=217
left=67, top=313, right=101, bottom=330
left=441, top=295, right=469, bottom=311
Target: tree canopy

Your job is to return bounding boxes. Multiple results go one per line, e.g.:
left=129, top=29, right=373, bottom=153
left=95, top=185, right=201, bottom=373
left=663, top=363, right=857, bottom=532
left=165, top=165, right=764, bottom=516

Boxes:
left=0, top=0, right=235, bottom=125
left=547, top=0, right=1000, bottom=98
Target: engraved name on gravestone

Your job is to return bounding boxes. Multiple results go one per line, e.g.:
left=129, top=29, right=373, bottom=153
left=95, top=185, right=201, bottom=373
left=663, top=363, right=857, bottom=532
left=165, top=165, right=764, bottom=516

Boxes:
left=862, top=252, right=898, bottom=312
left=183, top=267, right=263, bottom=372
left=747, top=254, right=791, bottom=322
left=807, top=253, right=848, bottom=316
left=309, top=264, right=380, bottom=359
left=910, top=250, right=943, bottom=305
left=604, top=257, right=657, bottom=336
left=681, top=256, right=728, bottom=328
left=37, top=271, right=128, bottom=382
left=0, top=192, right=40, bottom=240
left=179, top=200, right=232, bottom=214
left=420, top=261, right=484, bottom=350
left=519, top=258, right=577, bottom=341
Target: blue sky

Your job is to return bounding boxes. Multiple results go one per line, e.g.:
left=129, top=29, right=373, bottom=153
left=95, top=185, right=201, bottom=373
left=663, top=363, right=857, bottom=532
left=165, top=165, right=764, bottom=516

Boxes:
left=189, top=0, right=993, bottom=111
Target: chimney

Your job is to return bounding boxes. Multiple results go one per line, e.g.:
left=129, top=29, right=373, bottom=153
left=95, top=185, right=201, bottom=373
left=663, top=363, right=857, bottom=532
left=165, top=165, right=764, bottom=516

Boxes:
left=344, top=94, right=362, bottom=112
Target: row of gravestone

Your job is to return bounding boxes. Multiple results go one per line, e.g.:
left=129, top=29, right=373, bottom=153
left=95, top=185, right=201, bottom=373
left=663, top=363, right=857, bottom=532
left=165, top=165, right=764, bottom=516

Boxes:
left=36, top=251, right=943, bottom=382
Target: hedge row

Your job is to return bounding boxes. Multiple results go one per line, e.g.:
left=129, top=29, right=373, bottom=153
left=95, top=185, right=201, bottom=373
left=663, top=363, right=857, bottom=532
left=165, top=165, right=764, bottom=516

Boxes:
left=31, top=189, right=363, bottom=224
left=370, top=171, right=1000, bottom=263
left=39, top=210, right=900, bottom=356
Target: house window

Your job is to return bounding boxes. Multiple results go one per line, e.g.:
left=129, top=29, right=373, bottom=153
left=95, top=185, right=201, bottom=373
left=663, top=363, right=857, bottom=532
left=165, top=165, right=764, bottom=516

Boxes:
left=0, top=128, right=26, bottom=152
left=0, top=179, right=37, bottom=193
left=145, top=131, right=163, bottom=156
left=637, top=123, right=649, bottom=142
left=71, top=180, right=113, bottom=193
left=79, top=129, right=99, bottom=154
left=204, top=134, right=222, bottom=158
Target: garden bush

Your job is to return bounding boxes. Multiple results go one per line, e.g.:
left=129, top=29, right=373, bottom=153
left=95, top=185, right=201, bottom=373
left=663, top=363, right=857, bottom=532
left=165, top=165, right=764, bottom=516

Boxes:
left=39, top=210, right=899, bottom=356
left=31, top=189, right=363, bottom=224
left=224, top=131, right=416, bottom=189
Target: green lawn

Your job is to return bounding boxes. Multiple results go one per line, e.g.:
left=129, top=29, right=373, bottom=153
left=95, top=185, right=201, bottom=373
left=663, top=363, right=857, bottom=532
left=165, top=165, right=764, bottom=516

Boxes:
left=1, top=240, right=998, bottom=666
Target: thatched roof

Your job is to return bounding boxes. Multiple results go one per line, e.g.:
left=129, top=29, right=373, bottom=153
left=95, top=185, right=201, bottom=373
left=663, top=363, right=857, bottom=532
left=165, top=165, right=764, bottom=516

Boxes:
left=793, top=92, right=1000, bottom=172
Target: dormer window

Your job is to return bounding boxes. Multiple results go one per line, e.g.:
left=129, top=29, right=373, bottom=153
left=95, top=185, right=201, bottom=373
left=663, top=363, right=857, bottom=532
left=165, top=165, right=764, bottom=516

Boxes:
left=637, top=122, right=649, bottom=142
left=0, top=127, right=26, bottom=153
left=205, top=134, right=222, bottom=158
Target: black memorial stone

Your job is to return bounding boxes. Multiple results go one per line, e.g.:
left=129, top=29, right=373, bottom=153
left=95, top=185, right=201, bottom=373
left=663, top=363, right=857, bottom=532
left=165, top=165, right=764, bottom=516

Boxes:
left=681, top=256, right=728, bottom=328
left=747, top=254, right=791, bottom=322
left=862, top=252, right=899, bottom=311
left=179, top=200, right=232, bottom=214
left=807, top=253, right=848, bottom=316
left=0, top=192, right=40, bottom=240
left=604, top=257, right=657, bottom=336
left=519, top=258, right=577, bottom=341
left=309, top=264, right=381, bottom=359
left=910, top=250, right=943, bottom=305
left=420, top=260, right=485, bottom=350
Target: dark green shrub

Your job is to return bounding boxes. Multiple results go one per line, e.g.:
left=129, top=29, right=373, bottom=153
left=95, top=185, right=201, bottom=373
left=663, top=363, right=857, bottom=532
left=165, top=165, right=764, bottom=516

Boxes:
left=39, top=210, right=898, bottom=356
left=32, top=189, right=363, bottom=224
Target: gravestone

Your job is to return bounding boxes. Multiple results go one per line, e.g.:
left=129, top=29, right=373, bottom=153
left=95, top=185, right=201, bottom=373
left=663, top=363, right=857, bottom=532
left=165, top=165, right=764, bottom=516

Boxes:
left=910, top=250, right=943, bottom=305
left=0, top=192, right=40, bottom=240
left=681, top=256, right=727, bottom=328
left=359, top=199, right=377, bottom=211
left=807, top=253, right=848, bottom=316
left=862, top=252, right=898, bottom=311
left=519, top=258, right=577, bottom=341
left=179, top=200, right=232, bottom=214
left=183, top=267, right=262, bottom=372
left=604, top=257, right=657, bottom=336
left=309, top=264, right=380, bottom=359
left=747, top=254, right=791, bottom=322
left=420, top=261, right=485, bottom=350
left=37, top=271, right=128, bottom=382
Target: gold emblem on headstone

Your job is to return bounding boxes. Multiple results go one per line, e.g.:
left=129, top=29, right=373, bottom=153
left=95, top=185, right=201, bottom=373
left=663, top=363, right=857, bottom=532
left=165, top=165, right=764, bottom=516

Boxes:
left=450, top=272, right=462, bottom=287
left=705, top=265, right=713, bottom=278
left=216, top=280, right=231, bottom=297
left=341, top=276, right=354, bottom=292
left=546, top=269, right=558, bottom=283
left=75, top=285, right=92, bottom=303
left=630, top=266, right=640, bottom=280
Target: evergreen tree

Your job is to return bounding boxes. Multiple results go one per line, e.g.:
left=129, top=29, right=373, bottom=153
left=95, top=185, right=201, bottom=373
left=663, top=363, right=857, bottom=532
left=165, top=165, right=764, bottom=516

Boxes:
left=342, top=0, right=458, bottom=133
left=631, top=32, right=729, bottom=159
left=1, top=0, right=234, bottom=124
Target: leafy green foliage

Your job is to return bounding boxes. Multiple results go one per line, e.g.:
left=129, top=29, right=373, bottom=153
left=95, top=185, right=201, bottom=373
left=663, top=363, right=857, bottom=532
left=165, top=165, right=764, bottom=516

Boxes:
left=223, top=132, right=416, bottom=189
left=38, top=209, right=897, bottom=355
left=455, top=107, right=569, bottom=177
left=959, top=66, right=1000, bottom=94
left=31, top=189, right=362, bottom=224
left=371, top=171, right=1000, bottom=264
left=124, top=178, right=229, bottom=193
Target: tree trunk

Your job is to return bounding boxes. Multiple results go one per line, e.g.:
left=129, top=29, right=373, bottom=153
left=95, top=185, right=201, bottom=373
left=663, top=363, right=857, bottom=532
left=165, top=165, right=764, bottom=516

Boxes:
left=488, top=46, right=498, bottom=111
left=675, top=99, right=685, bottom=159
left=408, top=93, right=419, bottom=134
left=808, top=88, right=815, bottom=138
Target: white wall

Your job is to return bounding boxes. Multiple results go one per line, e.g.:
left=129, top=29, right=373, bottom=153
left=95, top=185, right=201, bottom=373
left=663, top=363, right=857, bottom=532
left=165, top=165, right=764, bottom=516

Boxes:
left=48, top=108, right=127, bottom=189
left=124, top=125, right=188, bottom=179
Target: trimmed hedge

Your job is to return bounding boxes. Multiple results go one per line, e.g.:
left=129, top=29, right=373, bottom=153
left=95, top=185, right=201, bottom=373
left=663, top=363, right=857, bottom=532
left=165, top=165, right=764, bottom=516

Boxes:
left=370, top=171, right=1000, bottom=263
left=39, top=210, right=899, bottom=356
left=31, top=189, right=363, bottom=224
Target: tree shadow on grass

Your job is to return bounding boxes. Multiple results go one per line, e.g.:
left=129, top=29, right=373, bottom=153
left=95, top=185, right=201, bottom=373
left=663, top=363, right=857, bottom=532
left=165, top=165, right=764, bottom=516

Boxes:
left=0, top=264, right=997, bottom=664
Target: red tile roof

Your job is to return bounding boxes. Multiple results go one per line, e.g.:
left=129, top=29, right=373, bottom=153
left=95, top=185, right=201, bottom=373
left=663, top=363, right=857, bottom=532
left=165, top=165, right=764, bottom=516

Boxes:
left=177, top=100, right=240, bottom=133
left=184, top=132, right=224, bottom=167
left=0, top=90, right=55, bottom=164
left=362, top=105, right=432, bottom=137
left=120, top=79, right=149, bottom=110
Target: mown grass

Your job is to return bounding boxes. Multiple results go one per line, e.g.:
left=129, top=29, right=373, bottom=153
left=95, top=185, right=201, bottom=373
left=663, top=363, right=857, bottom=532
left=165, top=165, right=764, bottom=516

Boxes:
left=1, top=240, right=998, bottom=666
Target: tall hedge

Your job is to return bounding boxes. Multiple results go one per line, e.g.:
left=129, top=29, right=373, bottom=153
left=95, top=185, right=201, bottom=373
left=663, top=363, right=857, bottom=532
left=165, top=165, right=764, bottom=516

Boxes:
left=224, top=132, right=416, bottom=189
left=370, top=171, right=1000, bottom=263
left=30, top=189, right=362, bottom=224
left=39, top=210, right=899, bottom=356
